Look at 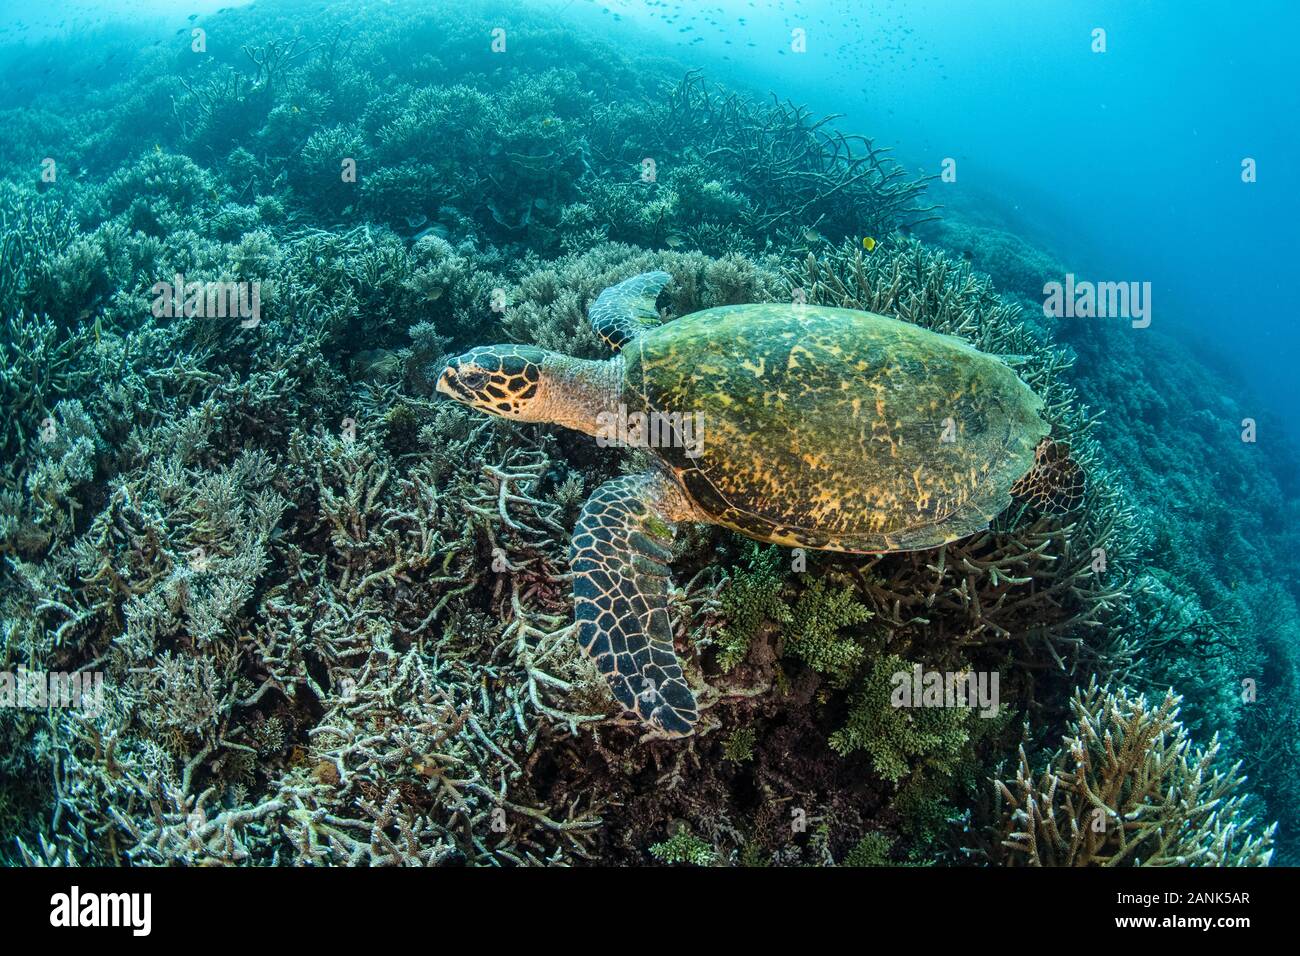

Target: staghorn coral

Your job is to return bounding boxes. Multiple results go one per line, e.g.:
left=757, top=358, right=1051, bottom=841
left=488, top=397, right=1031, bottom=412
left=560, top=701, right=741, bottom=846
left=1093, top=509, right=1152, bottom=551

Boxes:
left=1238, top=671, right=1300, bottom=863
left=0, top=184, right=79, bottom=311
left=986, top=680, right=1274, bottom=866
left=22, top=399, right=102, bottom=539
left=4, top=399, right=613, bottom=866
left=595, top=69, right=935, bottom=252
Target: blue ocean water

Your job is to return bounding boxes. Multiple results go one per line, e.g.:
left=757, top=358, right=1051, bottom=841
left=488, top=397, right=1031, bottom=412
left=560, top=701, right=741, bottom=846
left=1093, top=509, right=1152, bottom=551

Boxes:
left=1, top=0, right=1297, bottom=871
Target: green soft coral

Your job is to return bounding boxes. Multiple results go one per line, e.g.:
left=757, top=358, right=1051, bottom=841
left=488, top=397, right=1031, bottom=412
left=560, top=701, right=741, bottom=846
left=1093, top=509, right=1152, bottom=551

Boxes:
left=649, top=826, right=717, bottom=866
left=713, top=543, right=790, bottom=671
left=783, top=578, right=872, bottom=687
left=830, top=653, right=973, bottom=783
left=722, top=726, right=757, bottom=763
left=842, top=832, right=894, bottom=867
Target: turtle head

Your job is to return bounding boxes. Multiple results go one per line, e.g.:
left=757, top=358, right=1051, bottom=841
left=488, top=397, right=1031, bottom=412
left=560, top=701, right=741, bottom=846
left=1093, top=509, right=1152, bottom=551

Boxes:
left=436, top=344, right=548, bottom=420
left=438, top=343, right=618, bottom=435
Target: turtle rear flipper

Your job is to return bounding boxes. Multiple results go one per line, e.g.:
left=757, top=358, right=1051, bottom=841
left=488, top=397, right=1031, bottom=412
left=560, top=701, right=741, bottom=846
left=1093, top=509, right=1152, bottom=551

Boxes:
left=588, top=271, right=671, bottom=352
left=1011, top=438, right=1086, bottom=515
left=570, top=471, right=697, bottom=736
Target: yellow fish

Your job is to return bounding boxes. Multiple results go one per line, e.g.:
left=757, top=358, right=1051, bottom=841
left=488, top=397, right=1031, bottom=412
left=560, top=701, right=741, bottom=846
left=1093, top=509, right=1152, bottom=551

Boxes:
left=862, top=236, right=877, bottom=252
left=153, top=143, right=161, bottom=154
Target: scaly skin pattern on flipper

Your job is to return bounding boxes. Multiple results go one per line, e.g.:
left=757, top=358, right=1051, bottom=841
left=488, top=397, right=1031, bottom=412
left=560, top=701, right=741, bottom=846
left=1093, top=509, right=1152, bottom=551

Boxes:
left=587, top=271, right=671, bottom=352
left=622, top=303, right=1050, bottom=552
left=570, top=470, right=698, bottom=736
left=1011, top=437, right=1085, bottom=514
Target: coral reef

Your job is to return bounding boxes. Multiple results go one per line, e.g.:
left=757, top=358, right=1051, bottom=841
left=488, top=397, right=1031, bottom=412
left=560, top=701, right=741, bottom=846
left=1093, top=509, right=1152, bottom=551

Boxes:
left=0, top=0, right=1290, bottom=867
left=830, top=653, right=972, bottom=782
left=983, top=681, right=1274, bottom=866
left=924, top=207, right=1300, bottom=860
left=649, top=825, right=717, bottom=867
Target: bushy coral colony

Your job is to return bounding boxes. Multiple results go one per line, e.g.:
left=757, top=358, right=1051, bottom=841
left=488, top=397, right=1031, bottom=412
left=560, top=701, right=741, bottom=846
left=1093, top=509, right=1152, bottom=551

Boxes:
left=0, top=0, right=1295, bottom=867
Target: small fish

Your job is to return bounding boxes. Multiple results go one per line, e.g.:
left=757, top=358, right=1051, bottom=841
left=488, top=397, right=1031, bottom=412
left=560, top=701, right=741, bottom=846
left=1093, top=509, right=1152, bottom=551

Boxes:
left=862, top=236, right=877, bottom=252
left=664, top=234, right=684, bottom=248
left=154, top=143, right=161, bottom=154
left=406, top=213, right=428, bottom=229
left=802, top=227, right=824, bottom=243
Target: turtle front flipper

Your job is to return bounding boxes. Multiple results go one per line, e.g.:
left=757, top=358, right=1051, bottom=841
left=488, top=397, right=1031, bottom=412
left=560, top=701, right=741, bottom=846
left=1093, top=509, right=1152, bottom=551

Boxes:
left=570, top=470, right=698, bottom=736
left=1011, top=438, right=1086, bottom=515
left=588, top=271, right=671, bottom=352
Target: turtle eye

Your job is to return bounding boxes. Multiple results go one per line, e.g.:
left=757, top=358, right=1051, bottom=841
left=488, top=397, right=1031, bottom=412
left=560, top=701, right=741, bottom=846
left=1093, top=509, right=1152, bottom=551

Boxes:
left=459, top=368, right=489, bottom=390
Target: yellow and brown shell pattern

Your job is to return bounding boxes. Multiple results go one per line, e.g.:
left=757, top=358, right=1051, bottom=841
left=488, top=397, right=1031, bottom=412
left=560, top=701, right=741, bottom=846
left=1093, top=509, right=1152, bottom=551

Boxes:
left=621, top=303, right=1054, bottom=552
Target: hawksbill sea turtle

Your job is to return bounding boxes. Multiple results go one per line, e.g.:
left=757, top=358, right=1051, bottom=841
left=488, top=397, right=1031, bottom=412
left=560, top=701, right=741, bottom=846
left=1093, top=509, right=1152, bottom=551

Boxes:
left=436, top=271, right=1084, bottom=737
